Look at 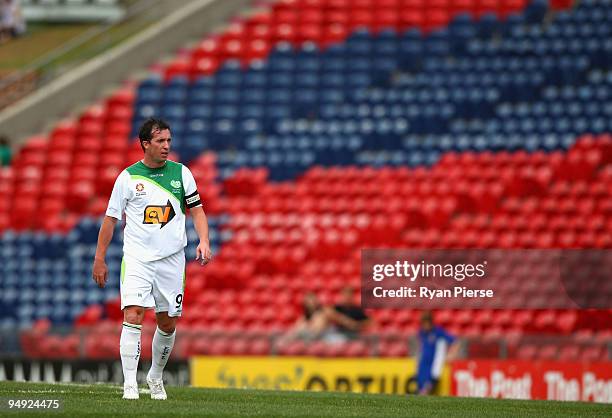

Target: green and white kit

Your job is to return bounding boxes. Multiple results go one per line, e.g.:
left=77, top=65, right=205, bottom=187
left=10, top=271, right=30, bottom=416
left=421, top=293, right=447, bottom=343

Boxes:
left=106, top=160, right=202, bottom=316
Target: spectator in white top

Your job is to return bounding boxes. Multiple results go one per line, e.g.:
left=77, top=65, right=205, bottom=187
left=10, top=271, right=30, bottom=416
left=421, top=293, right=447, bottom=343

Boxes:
left=1, top=0, right=26, bottom=43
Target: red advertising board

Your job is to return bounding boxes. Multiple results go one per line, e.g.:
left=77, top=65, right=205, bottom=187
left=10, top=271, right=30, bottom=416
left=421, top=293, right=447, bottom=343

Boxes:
left=451, top=360, right=612, bottom=403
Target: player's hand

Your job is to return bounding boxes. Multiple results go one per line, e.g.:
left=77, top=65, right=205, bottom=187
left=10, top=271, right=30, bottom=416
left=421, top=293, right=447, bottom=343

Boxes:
left=92, top=257, right=108, bottom=288
left=195, top=240, right=212, bottom=265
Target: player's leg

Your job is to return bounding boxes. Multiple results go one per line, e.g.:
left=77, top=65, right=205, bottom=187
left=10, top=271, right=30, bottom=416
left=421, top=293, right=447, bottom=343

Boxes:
left=147, top=250, right=185, bottom=400
left=416, top=361, right=434, bottom=395
left=120, top=306, right=145, bottom=399
left=148, top=311, right=177, bottom=378
left=119, top=254, right=156, bottom=400
left=146, top=312, right=177, bottom=400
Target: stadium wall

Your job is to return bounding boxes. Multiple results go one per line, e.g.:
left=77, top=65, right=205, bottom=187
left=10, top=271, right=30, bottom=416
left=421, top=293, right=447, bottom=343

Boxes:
left=451, top=360, right=612, bottom=403
left=191, top=356, right=451, bottom=396
left=0, top=0, right=251, bottom=146
left=190, top=357, right=612, bottom=403
left=0, top=358, right=190, bottom=386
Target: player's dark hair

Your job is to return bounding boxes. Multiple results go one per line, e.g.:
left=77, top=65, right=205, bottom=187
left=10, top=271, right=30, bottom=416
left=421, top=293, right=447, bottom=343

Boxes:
left=138, top=117, right=170, bottom=151
left=421, top=311, right=434, bottom=324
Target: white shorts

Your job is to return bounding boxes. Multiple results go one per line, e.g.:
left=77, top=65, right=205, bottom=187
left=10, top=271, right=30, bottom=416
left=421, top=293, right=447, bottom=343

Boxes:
left=120, top=250, right=186, bottom=317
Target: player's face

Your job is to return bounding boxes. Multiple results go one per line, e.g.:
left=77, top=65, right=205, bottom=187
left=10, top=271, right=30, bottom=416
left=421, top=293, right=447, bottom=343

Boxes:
left=145, top=128, right=171, bottom=163
left=304, top=293, right=318, bottom=308
left=340, top=288, right=353, bottom=304
left=421, top=319, right=433, bottom=332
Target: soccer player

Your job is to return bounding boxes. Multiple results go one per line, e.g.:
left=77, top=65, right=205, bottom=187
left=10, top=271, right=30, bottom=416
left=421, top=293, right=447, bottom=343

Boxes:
left=92, top=118, right=212, bottom=400
left=416, top=311, right=459, bottom=395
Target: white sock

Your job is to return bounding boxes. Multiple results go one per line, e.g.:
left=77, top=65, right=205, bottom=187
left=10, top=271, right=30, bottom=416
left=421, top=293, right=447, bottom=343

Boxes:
left=148, top=327, right=176, bottom=380
left=120, top=322, right=142, bottom=386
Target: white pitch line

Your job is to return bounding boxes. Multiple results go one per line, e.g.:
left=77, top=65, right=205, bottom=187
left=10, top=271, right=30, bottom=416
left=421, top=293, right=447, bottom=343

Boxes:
left=5, top=382, right=158, bottom=395
left=3, top=382, right=123, bottom=393
left=16, top=389, right=68, bottom=393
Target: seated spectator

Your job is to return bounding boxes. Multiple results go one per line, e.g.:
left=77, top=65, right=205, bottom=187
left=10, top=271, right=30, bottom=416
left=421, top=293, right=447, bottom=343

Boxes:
left=0, top=136, right=11, bottom=166
left=323, top=286, right=370, bottom=343
left=277, top=292, right=328, bottom=344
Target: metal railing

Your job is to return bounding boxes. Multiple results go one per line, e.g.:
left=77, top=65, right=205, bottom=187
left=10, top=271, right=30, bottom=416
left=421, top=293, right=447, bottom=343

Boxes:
left=0, top=0, right=170, bottom=110
left=11, top=327, right=612, bottom=361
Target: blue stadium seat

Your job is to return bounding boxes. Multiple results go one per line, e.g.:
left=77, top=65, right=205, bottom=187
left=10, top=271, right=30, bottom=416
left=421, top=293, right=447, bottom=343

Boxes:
left=477, top=13, right=499, bottom=39
left=136, top=86, right=162, bottom=105
left=164, top=87, right=188, bottom=104
left=139, top=75, right=162, bottom=89
left=526, top=0, right=549, bottom=24
left=167, top=76, right=189, bottom=89
left=50, top=305, right=71, bottom=324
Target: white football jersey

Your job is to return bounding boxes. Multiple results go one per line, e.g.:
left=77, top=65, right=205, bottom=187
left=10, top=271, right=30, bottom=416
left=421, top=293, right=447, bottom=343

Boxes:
left=106, top=160, right=202, bottom=261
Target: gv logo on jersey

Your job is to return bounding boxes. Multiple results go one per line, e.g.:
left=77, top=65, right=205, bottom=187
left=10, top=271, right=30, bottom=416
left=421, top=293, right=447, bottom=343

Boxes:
left=143, top=200, right=176, bottom=228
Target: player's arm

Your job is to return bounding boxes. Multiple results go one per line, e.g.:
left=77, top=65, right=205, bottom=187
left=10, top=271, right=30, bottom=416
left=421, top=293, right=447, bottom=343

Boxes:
left=190, top=206, right=212, bottom=265
left=92, top=216, right=118, bottom=288
left=442, top=329, right=460, bottom=362
left=326, top=308, right=369, bottom=332
left=183, top=164, right=211, bottom=265
left=446, top=338, right=461, bottom=362
left=93, top=170, right=127, bottom=288
left=330, top=312, right=361, bottom=331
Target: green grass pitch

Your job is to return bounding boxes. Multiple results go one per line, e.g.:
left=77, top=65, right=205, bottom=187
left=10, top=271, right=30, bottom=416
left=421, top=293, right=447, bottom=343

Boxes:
left=0, top=381, right=609, bottom=417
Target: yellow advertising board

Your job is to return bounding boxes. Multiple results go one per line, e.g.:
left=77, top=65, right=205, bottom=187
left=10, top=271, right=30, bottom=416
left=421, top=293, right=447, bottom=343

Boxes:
left=191, top=356, right=450, bottom=395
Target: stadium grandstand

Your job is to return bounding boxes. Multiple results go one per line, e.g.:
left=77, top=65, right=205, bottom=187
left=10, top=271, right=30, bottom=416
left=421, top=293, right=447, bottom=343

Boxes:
left=0, top=0, right=610, bottom=406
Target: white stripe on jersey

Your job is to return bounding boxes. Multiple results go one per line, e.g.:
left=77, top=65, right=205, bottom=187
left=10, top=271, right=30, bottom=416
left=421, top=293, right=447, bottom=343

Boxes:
left=431, top=339, right=448, bottom=379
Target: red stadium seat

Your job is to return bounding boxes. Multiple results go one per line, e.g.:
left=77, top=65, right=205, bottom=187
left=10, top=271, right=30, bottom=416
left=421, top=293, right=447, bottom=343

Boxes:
left=580, top=346, right=605, bottom=362
left=249, top=338, right=271, bottom=355
left=277, top=340, right=307, bottom=356
left=378, top=341, right=408, bottom=357
left=75, top=305, right=103, bottom=327
left=558, top=345, right=580, bottom=361
left=538, top=344, right=559, bottom=360
left=516, top=344, right=537, bottom=360
left=49, top=134, right=75, bottom=152
left=549, top=0, right=573, bottom=10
